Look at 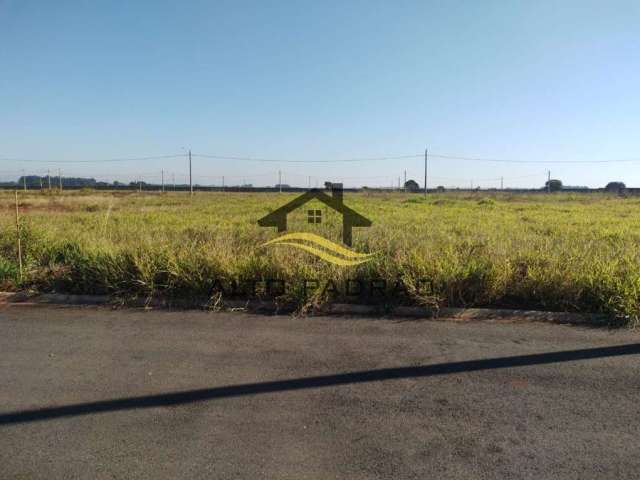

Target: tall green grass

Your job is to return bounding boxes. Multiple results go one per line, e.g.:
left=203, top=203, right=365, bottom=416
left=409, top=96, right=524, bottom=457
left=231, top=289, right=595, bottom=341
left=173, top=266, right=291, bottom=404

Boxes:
left=0, top=190, right=638, bottom=325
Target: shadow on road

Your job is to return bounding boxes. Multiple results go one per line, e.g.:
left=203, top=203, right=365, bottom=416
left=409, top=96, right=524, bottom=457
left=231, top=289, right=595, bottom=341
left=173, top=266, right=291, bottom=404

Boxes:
left=2, top=343, right=639, bottom=426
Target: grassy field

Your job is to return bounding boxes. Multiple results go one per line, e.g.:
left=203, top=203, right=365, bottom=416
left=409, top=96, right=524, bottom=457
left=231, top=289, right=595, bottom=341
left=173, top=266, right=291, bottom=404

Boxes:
left=0, top=190, right=639, bottom=325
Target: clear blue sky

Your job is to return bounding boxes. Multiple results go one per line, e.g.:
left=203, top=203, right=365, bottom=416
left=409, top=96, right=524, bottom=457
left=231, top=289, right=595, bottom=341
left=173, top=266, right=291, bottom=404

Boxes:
left=1, top=0, right=639, bottom=188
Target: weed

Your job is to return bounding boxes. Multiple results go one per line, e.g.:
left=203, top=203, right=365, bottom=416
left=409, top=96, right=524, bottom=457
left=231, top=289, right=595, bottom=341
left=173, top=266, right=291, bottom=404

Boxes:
left=0, top=191, right=637, bottom=325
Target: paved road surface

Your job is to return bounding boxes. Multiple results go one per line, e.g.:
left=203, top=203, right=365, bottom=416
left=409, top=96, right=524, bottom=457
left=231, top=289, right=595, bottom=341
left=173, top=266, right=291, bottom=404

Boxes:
left=1, top=305, right=639, bottom=479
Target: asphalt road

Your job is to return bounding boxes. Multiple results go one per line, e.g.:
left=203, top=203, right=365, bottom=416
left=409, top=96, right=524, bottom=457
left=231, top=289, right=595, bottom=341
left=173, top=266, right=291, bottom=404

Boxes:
left=1, top=305, right=639, bottom=479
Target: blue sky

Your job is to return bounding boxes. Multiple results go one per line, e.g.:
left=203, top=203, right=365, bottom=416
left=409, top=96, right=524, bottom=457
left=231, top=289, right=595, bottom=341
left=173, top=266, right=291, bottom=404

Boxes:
left=1, top=0, right=639, bottom=188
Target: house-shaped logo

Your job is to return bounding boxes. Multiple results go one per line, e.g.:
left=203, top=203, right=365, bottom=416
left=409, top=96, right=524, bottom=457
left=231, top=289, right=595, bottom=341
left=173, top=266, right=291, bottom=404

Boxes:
left=257, top=183, right=373, bottom=266
left=258, top=183, right=370, bottom=246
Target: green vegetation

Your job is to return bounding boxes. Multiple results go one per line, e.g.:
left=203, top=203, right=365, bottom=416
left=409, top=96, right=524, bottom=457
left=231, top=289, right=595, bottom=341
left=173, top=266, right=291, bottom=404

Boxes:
left=1, top=190, right=639, bottom=326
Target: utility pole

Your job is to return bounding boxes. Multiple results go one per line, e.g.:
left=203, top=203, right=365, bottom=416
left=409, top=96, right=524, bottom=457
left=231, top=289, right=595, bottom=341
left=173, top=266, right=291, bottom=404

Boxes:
left=48, top=169, right=51, bottom=190
left=58, top=169, right=62, bottom=191
left=172, top=173, right=176, bottom=191
left=278, top=170, right=282, bottom=193
left=15, top=191, right=22, bottom=282
left=308, top=176, right=311, bottom=189
left=547, top=170, right=551, bottom=193
left=22, top=170, right=26, bottom=191
left=424, top=148, right=428, bottom=198
left=161, top=169, right=165, bottom=193
left=188, top=149, right=193, bottom=195
left=139, top=176, right=142, bottom=193
left=403, top=170, right=406, bottom=191
left=222, top=176, right=225, bottom=191
left=501, top=176, right=504, bottom=190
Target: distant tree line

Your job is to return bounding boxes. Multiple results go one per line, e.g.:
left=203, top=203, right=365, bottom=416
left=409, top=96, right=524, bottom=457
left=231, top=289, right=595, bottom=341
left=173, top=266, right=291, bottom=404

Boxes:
left=0, top=176, right=105, bottom=188
left=542, top=179, right=627, bottom=193
left=0, top=175, right=632, bottom=192
left=0, top=176, right=188, bottom=189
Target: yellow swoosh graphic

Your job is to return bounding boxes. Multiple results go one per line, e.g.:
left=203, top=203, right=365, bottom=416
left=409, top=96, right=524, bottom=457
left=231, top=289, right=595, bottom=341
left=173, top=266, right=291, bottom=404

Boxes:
left=262, top=232, right=372, bottom=259
left=261, top=232, right=374, bottom=266
left=270, top=242, right=372, bottom=266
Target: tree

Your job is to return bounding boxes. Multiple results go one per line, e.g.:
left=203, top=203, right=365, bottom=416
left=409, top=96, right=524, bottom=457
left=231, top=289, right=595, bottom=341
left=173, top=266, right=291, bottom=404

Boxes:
left=436, top=185, right=446, bottom=192
left=605, top=181, right=626, bottom=193
left=404, top=179, right=420, bottom=192
left=544, top=179, right=563, bottom=192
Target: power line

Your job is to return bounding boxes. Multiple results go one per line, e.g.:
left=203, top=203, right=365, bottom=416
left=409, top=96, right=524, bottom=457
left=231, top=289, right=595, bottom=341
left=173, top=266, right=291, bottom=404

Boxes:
left=197, top=172, right=276, bottom=179
left=428, top=153, right=640, bottom=164
left=0, top=154, right=184, bottom=164
left=2, top=150, right=640, bottom=164
left=195, top=151, right=640, bottom=164
left=191, top=153, right=422, bottom=163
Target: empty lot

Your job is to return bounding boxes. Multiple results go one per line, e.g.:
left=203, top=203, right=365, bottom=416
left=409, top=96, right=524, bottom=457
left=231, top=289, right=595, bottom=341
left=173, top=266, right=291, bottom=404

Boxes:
left=2, top=191, right=640, bottom=323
